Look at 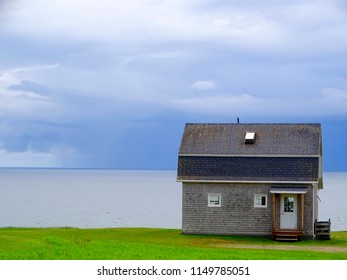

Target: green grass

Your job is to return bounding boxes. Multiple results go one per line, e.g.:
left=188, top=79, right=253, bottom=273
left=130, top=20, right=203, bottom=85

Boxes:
left=0, top=227, right=346, bottom=260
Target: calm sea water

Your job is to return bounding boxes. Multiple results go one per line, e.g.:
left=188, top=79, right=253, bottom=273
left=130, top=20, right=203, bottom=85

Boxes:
left=0, top=169, right=346, bottom=231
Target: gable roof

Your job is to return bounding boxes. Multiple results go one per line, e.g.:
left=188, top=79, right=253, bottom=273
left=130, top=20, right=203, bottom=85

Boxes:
left=177, top=123, right=323, bottom=186
left=179, top=123, right=321, bottom=156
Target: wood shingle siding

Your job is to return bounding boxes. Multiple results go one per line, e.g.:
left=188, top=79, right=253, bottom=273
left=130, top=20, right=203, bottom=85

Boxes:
left=182, top=182, right=317, bottom=236
left=182, top=183, right=273, bottom=235
left=178, top=156, right=319, bottom=182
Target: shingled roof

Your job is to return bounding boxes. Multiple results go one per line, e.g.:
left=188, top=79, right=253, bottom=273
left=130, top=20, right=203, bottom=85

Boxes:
left=179, top=123, right=321, bottom=156
left=177, top=123, right=323, bottom=185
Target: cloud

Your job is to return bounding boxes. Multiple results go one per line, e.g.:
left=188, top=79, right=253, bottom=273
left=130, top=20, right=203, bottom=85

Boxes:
left=0, top=118, right=78, bottom=168
left=170, top=93, right=265, bottom=115
left=0, top=63, right=117, bottom=122
left=321, top=88, right=347, bottom=100
left=0, top=149, right=60, bottom=167
left=0, top=65, right=61, bottom=121
left=0, top=116, right=86, bottom=168
left=4, top=0, right=347, bottom=56
left=318, top=88, right=347, bottom=114
left=191, top=80, right=216, bottom=91
left=1, top=1, right=347, bottom=169
left=170, top=88, right=347, bottom=117
left=7, top=80, right=53, bottom=98
left=0, top=146, right=79, bottom=168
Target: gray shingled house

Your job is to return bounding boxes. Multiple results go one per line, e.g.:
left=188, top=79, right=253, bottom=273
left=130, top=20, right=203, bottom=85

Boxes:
left=177, top=123, right=323, bottom=240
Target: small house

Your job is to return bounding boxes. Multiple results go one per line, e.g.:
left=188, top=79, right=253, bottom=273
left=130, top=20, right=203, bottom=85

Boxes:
left=177, top=123, right=323, bottom=240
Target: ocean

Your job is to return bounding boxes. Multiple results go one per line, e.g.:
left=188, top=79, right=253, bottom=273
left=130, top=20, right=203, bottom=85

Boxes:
left=0, top=169, right=346, bottom=231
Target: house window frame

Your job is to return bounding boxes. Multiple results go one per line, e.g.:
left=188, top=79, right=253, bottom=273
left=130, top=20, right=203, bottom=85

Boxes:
left=254, top=194, right=267, bottom=208
left=208, top=194, right=221, bottom=207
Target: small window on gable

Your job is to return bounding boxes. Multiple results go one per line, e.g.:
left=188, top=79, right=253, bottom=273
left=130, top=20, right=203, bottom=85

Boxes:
left=208, top=194, right=221, bottom=207
left=245, top=132, right=256, bottom=144
left=254, top=194, right=267, bottom=208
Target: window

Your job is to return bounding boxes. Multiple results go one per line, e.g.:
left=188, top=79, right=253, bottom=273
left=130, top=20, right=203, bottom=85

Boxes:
left=254, top=194, right=267, bottom=208
left=244, top=132, right=256, bottom=144
left=208, top=194, right=221, bottom=207
left=284, top=196, right=294, bottom=212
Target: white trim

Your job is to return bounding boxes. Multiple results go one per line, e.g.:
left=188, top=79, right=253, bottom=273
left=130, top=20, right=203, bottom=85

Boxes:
left=179, top=153, right=319, bottom=158
left=208, top=194, right=221, bottom=207
left=270, top=190, right=306, bottom=194
left=269, top=187, right=308, bottom=194
left=177, top=179, right=318, bottom=184
left=312, top=183, right=315, bottom=234
left=254, top=194, right=268, bottom=208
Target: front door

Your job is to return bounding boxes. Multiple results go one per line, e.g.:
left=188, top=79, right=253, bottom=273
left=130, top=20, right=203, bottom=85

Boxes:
left=280, top=194, right=297, bottom=229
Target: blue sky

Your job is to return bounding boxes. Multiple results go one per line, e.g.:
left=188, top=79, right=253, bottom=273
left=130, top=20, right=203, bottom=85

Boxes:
left=0, top=0, right=347, bottom=170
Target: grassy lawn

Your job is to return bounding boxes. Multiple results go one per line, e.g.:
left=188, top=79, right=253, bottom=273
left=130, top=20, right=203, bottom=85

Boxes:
left=0, top=227, right=347, bottom=260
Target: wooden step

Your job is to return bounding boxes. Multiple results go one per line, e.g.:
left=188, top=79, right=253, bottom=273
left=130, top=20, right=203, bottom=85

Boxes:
left=272, top=231, right=303, bottom=242
left=272, top=228, right=304, bottom=242
left=275, top=236, right=299, bottom=242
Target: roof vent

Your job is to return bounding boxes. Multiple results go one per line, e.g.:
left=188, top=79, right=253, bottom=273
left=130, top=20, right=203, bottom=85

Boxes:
left=244, top=132, right=256, bottom=144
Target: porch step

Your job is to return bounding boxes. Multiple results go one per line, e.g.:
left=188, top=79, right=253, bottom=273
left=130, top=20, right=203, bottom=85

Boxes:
left=275, top=236, right=299, bottom=242
left=272, top=230, right=304, bottom=242
left=273, top=234, right=302, bottom=242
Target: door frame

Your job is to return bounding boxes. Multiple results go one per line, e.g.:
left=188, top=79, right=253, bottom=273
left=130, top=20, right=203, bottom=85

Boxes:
left=280, top=194, right=298, bottom=229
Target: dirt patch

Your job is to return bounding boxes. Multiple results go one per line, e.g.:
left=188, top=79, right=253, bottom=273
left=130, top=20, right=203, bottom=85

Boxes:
left=216, top=243, right=347, bottom=253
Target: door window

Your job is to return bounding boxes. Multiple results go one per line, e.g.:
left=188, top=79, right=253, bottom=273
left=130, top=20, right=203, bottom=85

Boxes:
left=284, top=196, right=294, bottom=212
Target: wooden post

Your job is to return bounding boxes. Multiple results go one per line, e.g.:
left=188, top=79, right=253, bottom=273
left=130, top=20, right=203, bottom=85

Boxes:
left=272, top=193, right=276, bottom=232
left=301, top=194, right=304, bottom=231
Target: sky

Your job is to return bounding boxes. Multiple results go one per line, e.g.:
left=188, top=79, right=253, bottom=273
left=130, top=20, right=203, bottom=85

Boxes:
left=0, top=0, right=347, bottom=170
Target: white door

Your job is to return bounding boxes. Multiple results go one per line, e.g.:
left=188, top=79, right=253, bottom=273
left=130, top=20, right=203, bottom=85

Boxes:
left=280, top=194, right=297, bottom=229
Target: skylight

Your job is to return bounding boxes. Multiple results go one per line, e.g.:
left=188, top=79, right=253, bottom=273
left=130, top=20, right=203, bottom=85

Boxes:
left=244, top=132, right=256, bottom=144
